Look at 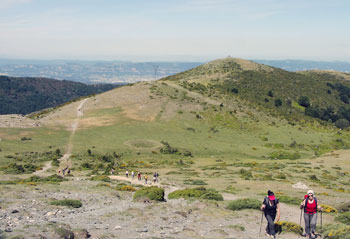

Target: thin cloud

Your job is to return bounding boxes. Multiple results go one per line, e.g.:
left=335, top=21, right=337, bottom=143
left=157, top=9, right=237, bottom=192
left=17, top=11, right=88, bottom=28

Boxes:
left=0, top=0, right=32, bottom=9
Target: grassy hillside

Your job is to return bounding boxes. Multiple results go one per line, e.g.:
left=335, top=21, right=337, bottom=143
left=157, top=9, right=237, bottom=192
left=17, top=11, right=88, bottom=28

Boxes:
left=0, top=75, right=120, bottom=114
left=1, top=57, right=350, bottom=211
left=164, top=58, right=350, bottom=128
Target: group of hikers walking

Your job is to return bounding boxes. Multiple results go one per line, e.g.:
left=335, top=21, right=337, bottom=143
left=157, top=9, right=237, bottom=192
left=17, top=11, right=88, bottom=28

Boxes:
left=58, top=167, right=70, bottom=176
left=261, top=190, right=323, bottom=239
left=116, top=170, right=159, bottom=185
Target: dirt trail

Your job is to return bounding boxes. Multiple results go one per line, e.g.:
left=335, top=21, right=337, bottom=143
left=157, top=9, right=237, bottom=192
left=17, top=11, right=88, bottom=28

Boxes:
left=33, top=99, right=88, bottom=176
left=166, top=82, right=220, bottom=106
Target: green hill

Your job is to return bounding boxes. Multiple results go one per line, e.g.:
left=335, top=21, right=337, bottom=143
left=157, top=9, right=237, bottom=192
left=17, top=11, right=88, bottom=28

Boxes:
left=0, top=58, right=350, bottom=210
left=164, top=57, right=350, bottom=128
left=0, top=75, right=121, bottom=114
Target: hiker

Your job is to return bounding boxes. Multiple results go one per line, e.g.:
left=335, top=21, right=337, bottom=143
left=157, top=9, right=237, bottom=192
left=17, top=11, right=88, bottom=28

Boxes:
left=131, top=171, right=135, bottom=179
left=144, top=174, right=148, bottom=184
left=67, top=168, right=71, bottom=175
left=125, top=170, right=129, bottom=178
left=137, top=172, right=141, bottom=181
left=153, top=174, right=156, bottom=184
left=261, top=190, right=280, bottom=239
left=110, top=168, right=115, bottom=175
left=300, top=190, right=323, bottom=239
left=155, top=172, right=159, bottom=182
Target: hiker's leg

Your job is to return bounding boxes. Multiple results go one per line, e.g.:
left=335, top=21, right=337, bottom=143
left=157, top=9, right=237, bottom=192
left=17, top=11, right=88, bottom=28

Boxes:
left=304, top=213, right=311, bottom=236
left=266, top=214, right=275, bottom=235
left=310, top=213, right=318, bottom=234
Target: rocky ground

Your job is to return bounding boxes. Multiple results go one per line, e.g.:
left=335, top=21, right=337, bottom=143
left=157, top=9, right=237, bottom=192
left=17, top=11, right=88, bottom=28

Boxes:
left=0, top=176, right=308, bottom=239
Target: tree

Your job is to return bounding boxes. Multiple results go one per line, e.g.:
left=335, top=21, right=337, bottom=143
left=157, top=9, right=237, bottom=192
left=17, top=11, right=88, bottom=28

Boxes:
left=340, top=95, right=349, bottom=104
left=298, top=96, right=310, bottom=108
left=268, top=90, right=274, bottom=97
left=274, top=99, right=282, bottom=107
left=335, top=119, right=350, bottom=129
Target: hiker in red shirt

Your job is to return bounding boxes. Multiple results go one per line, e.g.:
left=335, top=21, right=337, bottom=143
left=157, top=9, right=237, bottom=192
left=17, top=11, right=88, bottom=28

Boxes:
left=300, top=190, right=323, bottom=239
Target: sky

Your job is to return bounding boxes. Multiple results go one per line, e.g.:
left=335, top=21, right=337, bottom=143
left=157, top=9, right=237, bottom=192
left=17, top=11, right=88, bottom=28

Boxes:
left=0, top=0, right=350, bottom=61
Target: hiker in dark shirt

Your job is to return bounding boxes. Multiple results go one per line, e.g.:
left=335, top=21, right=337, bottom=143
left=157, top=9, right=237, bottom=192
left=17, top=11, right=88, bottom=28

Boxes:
left=261, top=190, right=280, bottom=238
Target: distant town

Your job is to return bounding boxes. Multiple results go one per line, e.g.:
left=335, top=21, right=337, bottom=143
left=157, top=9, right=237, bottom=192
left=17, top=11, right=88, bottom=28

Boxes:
left=0, top=59, right=349, bottom=84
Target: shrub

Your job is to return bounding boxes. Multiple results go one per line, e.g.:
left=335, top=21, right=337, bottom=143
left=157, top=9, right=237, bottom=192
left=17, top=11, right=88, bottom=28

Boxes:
left=338, top=202, right=350, bottom=213
left=226, top=198, right=261, bottom=211
left=90, top=175, right=111, bottom=182
left=275, top=221, right=303, bottom=234
left=25, top=174, right=67, bottom=183
left=200, top=191, right=223, bottom=201
left=52, top=158, right=60, bottom=167
left=298, top=96, right=310, bottom=108
left=336, top=212, right=350, bottom=225
left=335, top=119, right=350, bottom=129
left=50, top=199, right=82, bottom=208
left=133, top=186, right=164, bottom=201
left=274, top=99, right=282, bottom=107
left=322, top=224, right=350, bottom=239
left=183, top=179, right=207, bottom=185
left=168, top=187, right=223, bottom=201
left=119, top=185, right=136, bottom=192
left=269, top=151, right=300, bottom=160
left=321, top=204, right=338, bottom=213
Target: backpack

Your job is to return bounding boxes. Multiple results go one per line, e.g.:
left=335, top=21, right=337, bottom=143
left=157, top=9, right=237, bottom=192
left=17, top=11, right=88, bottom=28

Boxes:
left=263, top=197, right=278, bottom=207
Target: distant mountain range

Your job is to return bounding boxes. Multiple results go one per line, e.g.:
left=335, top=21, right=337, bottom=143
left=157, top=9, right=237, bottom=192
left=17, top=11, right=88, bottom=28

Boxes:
left=254, top=59, right=350, bottom=72
left=1, top=59, right=349, bottom=85
left=0, top=59, right=202, bottom=84
left=0, top=76, right=120, bottom=115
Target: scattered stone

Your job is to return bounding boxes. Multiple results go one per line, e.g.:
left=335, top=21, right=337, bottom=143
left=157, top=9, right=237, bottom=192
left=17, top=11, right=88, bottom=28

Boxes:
left=136, top=228, right=148, bottom=233
left=73, top=229, right=90, bottom=239
left=292, top=182, right=309, bottom=190
left=11, top=209, right=19, bottom=214
left=115, top=225, right=122, bottom=230
left=5, top=227, right=12, bottom=232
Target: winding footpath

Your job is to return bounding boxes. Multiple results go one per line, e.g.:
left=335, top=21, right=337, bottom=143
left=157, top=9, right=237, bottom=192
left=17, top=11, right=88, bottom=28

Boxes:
left=34, top=99, right=88, bottom=176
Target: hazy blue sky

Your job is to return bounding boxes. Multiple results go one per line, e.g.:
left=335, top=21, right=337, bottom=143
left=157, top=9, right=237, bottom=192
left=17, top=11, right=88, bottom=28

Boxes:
left=1, top=0, right=349, bottom=61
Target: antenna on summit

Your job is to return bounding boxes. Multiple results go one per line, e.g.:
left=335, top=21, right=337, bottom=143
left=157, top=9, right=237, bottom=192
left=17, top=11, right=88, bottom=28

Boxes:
left=153, top=64, right=159, bottom=81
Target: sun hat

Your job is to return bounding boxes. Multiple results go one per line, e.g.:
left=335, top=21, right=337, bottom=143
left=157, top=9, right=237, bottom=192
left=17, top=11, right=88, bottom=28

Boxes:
left=307, top=190, right=314, bottom=196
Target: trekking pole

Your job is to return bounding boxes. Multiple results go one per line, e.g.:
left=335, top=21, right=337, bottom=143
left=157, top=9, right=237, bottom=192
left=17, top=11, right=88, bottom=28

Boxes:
left=259, top=211, right=264, bottom=237
left=299, top=208, right=302, bottom=227
left=321, top=211, right=323, bottom=234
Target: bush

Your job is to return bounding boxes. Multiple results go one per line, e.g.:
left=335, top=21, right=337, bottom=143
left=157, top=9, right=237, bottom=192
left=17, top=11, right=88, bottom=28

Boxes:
left=90, top=175, right=111, bottom=182
left=168, top=187, right=223, bottom=201
left=269, top=151, right=300, bottom=160
left=226, top=198, right=261, bottom=211
left=200, top=192, right=223, bottom=201
left=298, top=96, right=310, bottom=108
left=335, top=212, right=350, bottom=225
left=338, top=202, right=350, bottom=213
left=50, top=199, right=82, bottom=208
left=274, top=99, right=282, bottom=107
left=321, top=204, right=338, bottom=213
left=133, top=186, right=164, bottom=201
left=275, top=221, right=303, bottom=234
left=119, top=185, right=136, bottom=192
left=183, top=179, right=207, bottom=185
left=52, top=158, right=60, bottom=167
left=335, top=119, right=350, bottom=129
left=322, top=224, right=350, bottom=239
left=25, top=174, right=67, bottom=184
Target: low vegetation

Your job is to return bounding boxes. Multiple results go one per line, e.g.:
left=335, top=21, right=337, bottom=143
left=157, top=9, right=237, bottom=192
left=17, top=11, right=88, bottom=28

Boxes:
left=226, top=198, right=261, bottom=211
left=275, top=221, right=303, bottom=234
left=50, top=199, right=83, bottom=208
left=133, top=186, right=165, bottom=201
left=168, top=187, right=223, bottom=201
